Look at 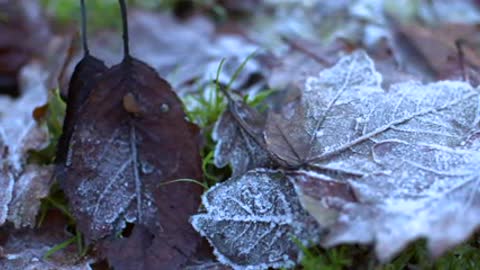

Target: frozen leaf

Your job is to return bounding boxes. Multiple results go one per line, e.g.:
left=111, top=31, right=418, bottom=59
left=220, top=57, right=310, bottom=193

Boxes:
left=213, top=92, right=273, bottom=177
left=293, top=51, right=479, bottom=175
left=191, top=169, right=321, bottom=270
left=281, top=51, right=480, bottom=260
left=63, top=3, right=203, bottom=268
left=0, top=61, right=55, bottom=228
left=295, top=141, right=480, bottom=261
left=0, top=62, right=50, bottom=172
left=7, top=165, right=53, bottom=228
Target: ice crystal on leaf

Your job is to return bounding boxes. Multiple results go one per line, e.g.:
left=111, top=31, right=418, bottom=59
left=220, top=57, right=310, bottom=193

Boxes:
left=191, top=169, right=321, bottom=270
left=291, top=51, right=480, bottom=261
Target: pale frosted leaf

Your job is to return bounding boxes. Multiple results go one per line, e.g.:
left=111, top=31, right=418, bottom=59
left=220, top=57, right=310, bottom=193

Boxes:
left=304, top=50, right=479, bottom=166
left=7, top=165, right=53, bottom=228
left=296, top=51, right=479, bottom=175
left=0, top=63, right=51, bottom=228
left=278, top=51, right=480, bottom=261
left=191, top=169, right=321, bottom=270
left=295, top=141, right=480, bottom=261
left=0, top=62, right=49, bottom=171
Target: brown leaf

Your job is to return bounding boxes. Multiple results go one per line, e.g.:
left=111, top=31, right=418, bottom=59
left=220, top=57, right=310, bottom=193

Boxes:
left=0, top=211, right=94, bottom=270
left=398, top=23, right=480, bottom=84
left=62, top=2, right=203, bottom=269
left=55, top=54, right=106, bottom=171
left=6, top=165, right=53, bottom=228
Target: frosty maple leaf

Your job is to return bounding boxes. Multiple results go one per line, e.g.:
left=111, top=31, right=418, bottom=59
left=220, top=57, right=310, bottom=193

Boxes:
left=191, top=169, right=321, bottom=270
left=286, top=51, right=480, bottom=260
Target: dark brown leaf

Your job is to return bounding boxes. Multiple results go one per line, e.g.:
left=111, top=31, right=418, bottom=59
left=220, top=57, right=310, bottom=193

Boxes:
left=398, top=23, right=480, bottom=84
left=62, top=2, right=203, bottom=269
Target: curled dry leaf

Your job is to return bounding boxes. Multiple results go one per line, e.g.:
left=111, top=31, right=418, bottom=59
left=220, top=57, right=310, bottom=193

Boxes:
left=191, top=169, right=321, bottom=270
left=285, top=51, right=480, bottom=260
left=213, top=91, right=272, bottom=177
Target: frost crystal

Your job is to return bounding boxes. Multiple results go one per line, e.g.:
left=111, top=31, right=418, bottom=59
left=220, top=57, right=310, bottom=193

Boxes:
left=191, top=169, right=321, bottom=270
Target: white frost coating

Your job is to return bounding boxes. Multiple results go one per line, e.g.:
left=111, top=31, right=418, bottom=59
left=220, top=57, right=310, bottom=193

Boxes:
left=0, top=163, right=14, bottom=225
left=302, top=51, right=478, bottom=169
left=289, top=51, right=480, bottom=261
left=70, top=122, right=158, bottom=239
left=0, top=63, right=51, bottom=228
left=191, top=169, right=321, bottom=270
left=7, top=165, right=54, bottom=228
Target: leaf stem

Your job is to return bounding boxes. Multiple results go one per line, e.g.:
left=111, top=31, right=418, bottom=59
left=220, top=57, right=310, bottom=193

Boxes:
left=80, top=0, right=89, bottom=56
left=118, top=0, right=130, bottom=59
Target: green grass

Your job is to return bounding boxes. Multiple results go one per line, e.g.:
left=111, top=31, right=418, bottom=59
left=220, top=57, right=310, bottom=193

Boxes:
left=292, top=236, right=480, bottom=270
left=183, top=54, right=275, bottom=187
left=41, top=0, right=228, bottom=30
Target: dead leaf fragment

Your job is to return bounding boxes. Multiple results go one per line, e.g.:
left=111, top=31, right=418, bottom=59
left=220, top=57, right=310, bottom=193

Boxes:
left=0, top=212, right=94, bottom=270
left=7, top=165, right=53, bottom=228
